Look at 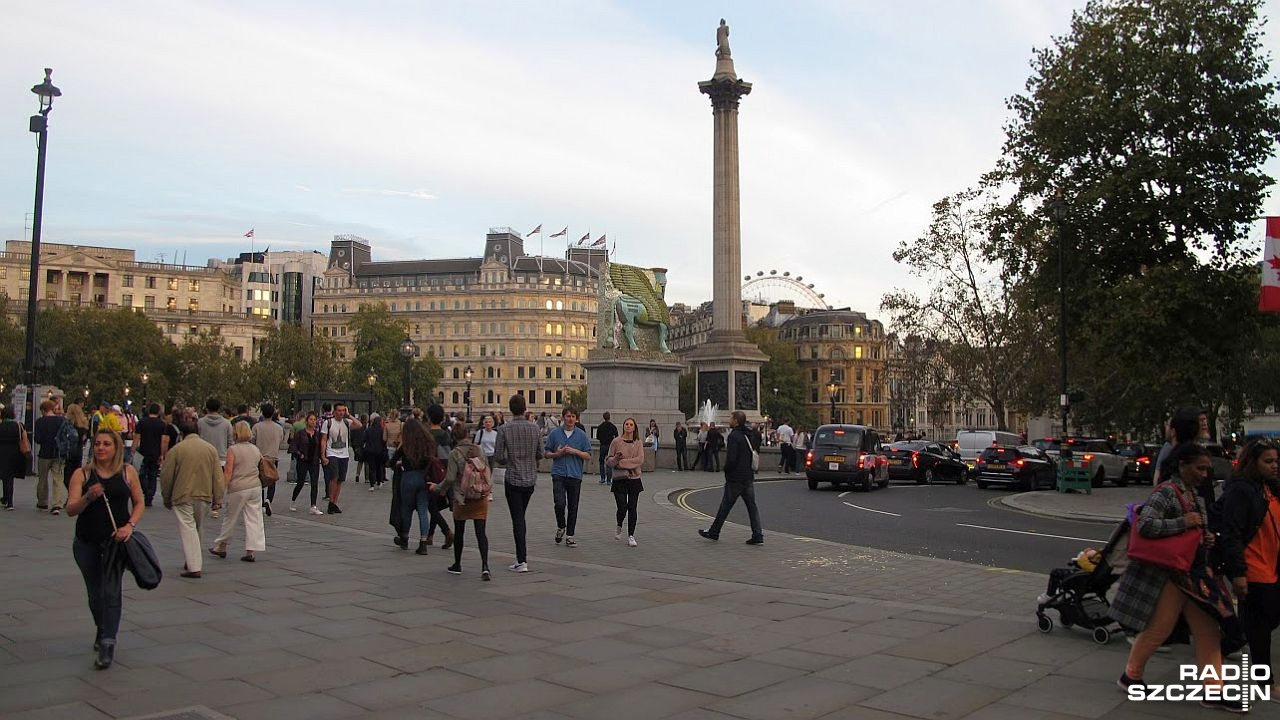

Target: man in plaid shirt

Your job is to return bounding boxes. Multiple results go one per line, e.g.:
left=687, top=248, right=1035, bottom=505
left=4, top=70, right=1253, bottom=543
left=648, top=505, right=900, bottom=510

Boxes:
left=496, top=394, right=541, bottom=572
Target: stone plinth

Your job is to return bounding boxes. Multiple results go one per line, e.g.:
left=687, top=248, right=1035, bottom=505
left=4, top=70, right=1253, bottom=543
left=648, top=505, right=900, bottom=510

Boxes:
left=580, top=350, right=687, bottom=449
left=685, top=337, right=767, bottom=425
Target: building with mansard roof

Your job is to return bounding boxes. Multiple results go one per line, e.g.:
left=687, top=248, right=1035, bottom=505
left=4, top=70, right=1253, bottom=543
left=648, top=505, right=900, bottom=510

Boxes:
left=313, top=228, right=606, bottom=415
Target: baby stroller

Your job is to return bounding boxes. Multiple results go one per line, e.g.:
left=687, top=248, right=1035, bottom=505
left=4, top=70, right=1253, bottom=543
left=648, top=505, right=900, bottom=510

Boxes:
left=1034, top=515, right=1129, bottom=645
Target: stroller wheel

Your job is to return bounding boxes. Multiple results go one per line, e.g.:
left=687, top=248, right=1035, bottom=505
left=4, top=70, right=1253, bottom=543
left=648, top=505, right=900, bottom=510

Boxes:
left=1037, top=614, right=1052, bottom=633
left=1092, top=626, right=1111, bottom=645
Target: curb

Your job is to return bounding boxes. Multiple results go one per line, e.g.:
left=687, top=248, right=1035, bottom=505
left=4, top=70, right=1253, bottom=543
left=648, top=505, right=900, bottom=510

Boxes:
left=995, top=493, right=1125, bottom=525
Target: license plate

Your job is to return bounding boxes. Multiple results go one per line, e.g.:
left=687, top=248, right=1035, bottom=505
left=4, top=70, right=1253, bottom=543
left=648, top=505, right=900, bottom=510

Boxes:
left=824, top=455, right=846, bottom=463
left=986, top=463, right=1006, bottom=471
left=828, top=462, right=840, bottom=471
left=890, top=459, right=906, bottom=466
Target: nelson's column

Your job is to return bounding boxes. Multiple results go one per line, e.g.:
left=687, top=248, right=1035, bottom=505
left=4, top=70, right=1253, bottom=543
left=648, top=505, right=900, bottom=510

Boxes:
left=687, top=19, right=768, bottom=423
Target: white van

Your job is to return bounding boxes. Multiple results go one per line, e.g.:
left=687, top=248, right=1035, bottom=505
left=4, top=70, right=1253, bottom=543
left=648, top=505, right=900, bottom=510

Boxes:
left=954, top=430, right=1023, bottom=469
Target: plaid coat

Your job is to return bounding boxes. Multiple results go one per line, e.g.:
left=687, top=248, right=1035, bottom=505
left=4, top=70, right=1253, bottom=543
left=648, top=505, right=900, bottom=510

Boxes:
left=1108, top=483, right=1200, bottom=632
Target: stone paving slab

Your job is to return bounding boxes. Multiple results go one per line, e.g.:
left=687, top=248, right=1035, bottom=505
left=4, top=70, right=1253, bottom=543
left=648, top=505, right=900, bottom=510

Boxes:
left=0, top=469, right=1233, bottom=719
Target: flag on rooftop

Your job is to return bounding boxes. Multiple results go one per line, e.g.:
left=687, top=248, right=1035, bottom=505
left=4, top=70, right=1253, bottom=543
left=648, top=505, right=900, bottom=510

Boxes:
left=549, top=227, right=567, bottom=238
left=528, top=224, right=542, bottom=236
left=244, top=229, right=254, bottom=238
left=592, top=235, right=606, bottom=247
left=578, top=232, right=591, bottom=244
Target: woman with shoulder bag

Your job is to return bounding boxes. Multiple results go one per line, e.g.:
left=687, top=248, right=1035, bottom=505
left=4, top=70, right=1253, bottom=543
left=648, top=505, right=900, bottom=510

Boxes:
left=209, top=421, right=265, bottom=562
left=1217, top=439, right=1280, bottom=696
left=65, top=429, right=145, bottom=669
left=290, top=413, right=322, bottom=514
left=392, top=419, right=441, bottom=555
left=434, top=421, right=490, bottom=579
left=608, top=417, right=645, bottom=547
left=1111, top=443, right=1242, bottom=711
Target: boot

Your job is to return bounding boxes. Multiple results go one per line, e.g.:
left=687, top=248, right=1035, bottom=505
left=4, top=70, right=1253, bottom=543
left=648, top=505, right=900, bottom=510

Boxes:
left=415, top=541, right=430, bottom=555
left=393, top=535, right=408, bottom=549
left=425, top=533, right=434, bottom=546
left=441, top=530, right=454, bottom=550
left=94, top=640, right=115, bottom=669
left=93, top=627, right=102, bottom=652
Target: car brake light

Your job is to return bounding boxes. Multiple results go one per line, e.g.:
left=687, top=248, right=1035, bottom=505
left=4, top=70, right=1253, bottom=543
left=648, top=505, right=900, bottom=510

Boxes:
left=805, top=450, right=813, bottom=467
left=911, top=451, right=919, bottom=469
left=1014, top=458, right=1025, bottom=468
left=1137, top=456, right=1149, bottom=464
left=1083, top=453, right=1094, bottom=462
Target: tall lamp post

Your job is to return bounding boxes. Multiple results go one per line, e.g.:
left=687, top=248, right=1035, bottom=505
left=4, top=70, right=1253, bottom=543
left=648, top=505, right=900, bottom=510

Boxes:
left=366, top=369, right=377, bottom=416
left=24, top=69, right=61, bottom=434
left=463, top=365, right=473, bottom=422
left=399, top=335, right=417, bottom=408
left=139, top=367, right=149, bottom=406
left=82, top=387, right=89, bottom=407
left=287, top=373, right=297, bottom=415
left=123, top=383, right=130, bottom=411
left=826, top=372, right=839, bottom=425
left=1048, top=190, right=1069, bottom=439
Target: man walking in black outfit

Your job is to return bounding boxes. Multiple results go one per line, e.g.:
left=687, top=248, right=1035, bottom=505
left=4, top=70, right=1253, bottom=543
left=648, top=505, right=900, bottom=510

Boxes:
left=135, top=403, right=171, bottom=507
left=699, top=411, right=763, bottom=544
left=596, top=412, right=618, bottom=485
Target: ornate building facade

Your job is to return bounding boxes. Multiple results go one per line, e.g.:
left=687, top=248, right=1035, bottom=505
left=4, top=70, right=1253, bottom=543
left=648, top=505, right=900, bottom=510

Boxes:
left=0, top=240, right=275, bottom=359
left=313, top=229, right=605, bottom=417
left=776, top=308, right=890, bottom=430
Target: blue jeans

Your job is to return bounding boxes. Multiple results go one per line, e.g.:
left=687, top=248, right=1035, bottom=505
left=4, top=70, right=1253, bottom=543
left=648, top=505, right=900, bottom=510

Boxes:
left=139, top=456, right=160, bottom=505
left=599, top=449, right=613, bottom=484
left=400, top=469, right=431, bottom=539
left=73, top=537, right=123, bottom=642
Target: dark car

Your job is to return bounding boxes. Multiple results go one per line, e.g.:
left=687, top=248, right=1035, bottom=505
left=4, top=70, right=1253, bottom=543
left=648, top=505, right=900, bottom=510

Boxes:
left=1117, top=442, right=1162, bottom=484
left=974, top=445, right=1057, bottom=490
left=804, top=424, right=889, bottom=492
left=883, top=441, right=967, bottom=485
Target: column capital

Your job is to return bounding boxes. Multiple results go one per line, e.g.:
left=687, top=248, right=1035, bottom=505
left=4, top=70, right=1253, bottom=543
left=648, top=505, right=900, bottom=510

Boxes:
left=698, top=77, right=752, bottom=111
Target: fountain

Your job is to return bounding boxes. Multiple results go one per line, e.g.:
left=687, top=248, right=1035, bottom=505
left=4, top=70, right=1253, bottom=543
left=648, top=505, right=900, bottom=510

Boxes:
left=695, top=400, right=719, bottom=426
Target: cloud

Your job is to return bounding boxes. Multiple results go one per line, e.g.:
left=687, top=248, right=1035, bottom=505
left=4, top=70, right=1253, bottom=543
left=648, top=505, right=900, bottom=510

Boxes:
left=341, top=188, right=439, bottom=201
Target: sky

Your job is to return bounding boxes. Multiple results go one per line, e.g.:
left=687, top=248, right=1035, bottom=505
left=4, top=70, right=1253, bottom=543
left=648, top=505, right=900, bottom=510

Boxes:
left=2, top=0, right=1279, bottom=317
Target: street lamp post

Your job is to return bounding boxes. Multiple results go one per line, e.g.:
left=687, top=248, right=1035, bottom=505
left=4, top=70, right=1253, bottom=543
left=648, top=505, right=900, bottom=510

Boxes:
left=139, top=367, right=149, bottom=406
left=399, top=335, right=417, bottom=408
left=826, top=372, right=839, bottom=425
left=1048, top=190, right=1069, bottom=439
left=24, top=69, right=61, bottom=435
left=82, top=387, right=89, bottom=407
left=366, top=369, right=377, bottom=416
left=287, top=373, right=297, bottom=415
left=463, top=365, right=473, bottom=422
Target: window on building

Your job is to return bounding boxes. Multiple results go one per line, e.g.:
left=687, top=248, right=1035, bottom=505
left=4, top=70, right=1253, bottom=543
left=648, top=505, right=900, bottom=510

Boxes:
left=122, top=274, right=134, bottom=288
left=189, top=279, right=200, bottom=292
left=555, top=390, right=563, bottom=405
left=188, top=299, right=199, bottom=313
left=544, top=344, right=552, bottom=357
left=545, top=300, right=553, bottom=310
left=190, top=325, right=199, bottom=335
left=555, top=367, right=562, bottom=379
left=452, top=391, right=460, bottom=404
left=121, top=293, right=133, bottom=307
left=167, top=278, right=179, bottom=291
left=855, top=346, right=864, bottom=359
left=555, top=300, right=563, bottom=310
left=145, top=276, right=156, bottom=289
left=518, top=367, right=525, bottom=379
left=544, top=390, right=552, bottom=405
left=855, top=368, right=863, bottom=382
left=166, top=297, right=176, bottom=311
left=556, top=345, right=563, bottom=357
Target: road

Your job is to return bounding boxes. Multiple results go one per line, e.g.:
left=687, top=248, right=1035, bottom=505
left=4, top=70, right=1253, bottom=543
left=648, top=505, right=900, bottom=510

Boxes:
left=678, top=477, right=1120, bottom=573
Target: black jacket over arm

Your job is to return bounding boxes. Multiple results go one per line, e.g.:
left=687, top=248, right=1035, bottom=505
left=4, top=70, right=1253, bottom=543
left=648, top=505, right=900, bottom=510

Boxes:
left=723, top=427, right=758, bottom=483
left=1215, top=476, right=1270, bottom=580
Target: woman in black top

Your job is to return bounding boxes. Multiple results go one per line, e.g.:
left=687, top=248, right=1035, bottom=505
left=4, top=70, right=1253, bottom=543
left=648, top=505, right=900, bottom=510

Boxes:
left=391, top=419, right=442, bottom=553
left=673, top=422, right=689, bottom=471
left=65, top=429, right=144, bottom=669
left=363, top=415, right=387, bottom=489
left=290, top=413, right=322, bottom=513
left=0, top=405, right=25, bottom=510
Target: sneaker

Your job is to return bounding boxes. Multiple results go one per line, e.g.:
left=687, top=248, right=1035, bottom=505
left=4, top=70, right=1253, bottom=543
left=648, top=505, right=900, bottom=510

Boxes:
left=509, top=561, right=528, bottom=573
left=368, top=485, right=376, bottom=492
left=615, top=526, right=623, bottom=540
left=1036, top=593, right=1052, bottom=605
left=290, top=503, right=297, bottom=512
left=555, top=527, right=565, bottom=544
left=328, top=504, right=342, bottom=514
left=1200, top=698, right=1245, bottom=713
left=309, top=506, right=324, bottom=515
left=263, top=501, right=272, bottom=517
left=50, top=507, right=61, bottom=515
left=447, top=564, right=462, bottom=575
left=1116, top=673, right=1146, bottom=693
left=627, top=536, right=637, bottom=547
left=482, top=569, right=491, bottom=581
left=698, top=529, right=719, bottom=541
left=565, top=536, right=577, bottom=547
left=745, top=537, right=764, bottom=545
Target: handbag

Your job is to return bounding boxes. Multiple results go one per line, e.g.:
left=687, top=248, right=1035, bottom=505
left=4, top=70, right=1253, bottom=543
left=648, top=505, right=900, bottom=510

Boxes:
left=102, top=475, right=162, bottom=590
left=1127, top=482, right=1203, bottom=573
left=258, top=456, right=279, bottom=487
left=13, top=424, right=30, bottom=478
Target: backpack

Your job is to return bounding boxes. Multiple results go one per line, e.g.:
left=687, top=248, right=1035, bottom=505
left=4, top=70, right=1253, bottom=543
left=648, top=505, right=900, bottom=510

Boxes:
left=460, top=454, right=492, bottom=501
left=54, top=417, right=80, bottom=460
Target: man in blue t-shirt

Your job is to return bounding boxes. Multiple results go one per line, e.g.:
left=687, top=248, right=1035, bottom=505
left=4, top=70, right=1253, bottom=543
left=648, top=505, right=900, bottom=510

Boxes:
left=543, top=406, right=594, bottom=547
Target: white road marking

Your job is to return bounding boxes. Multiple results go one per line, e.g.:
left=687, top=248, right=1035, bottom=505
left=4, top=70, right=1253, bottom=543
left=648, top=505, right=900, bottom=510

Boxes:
left=955, top=523, right=1106, bottom=543
left=838, top=491, right=850, bottom=498
left=842, top=501, right=901, bottom=517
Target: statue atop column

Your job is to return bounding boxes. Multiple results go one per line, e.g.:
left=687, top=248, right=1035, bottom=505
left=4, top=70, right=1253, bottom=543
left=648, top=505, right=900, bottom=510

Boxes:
left=716, top=19, right=731, bottom=59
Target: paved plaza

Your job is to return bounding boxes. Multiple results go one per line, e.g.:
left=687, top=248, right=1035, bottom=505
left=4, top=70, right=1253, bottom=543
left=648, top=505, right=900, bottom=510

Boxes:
left=0, top=470, right=1221, bottom=719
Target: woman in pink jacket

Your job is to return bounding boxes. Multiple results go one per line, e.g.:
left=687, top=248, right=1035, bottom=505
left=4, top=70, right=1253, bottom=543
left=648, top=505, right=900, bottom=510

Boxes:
left=607, top=417, right=644, bottom=546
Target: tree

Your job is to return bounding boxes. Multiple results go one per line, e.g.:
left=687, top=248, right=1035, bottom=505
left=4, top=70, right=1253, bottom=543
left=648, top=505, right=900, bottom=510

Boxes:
left=344, top=303, right=441, bottom=411
left=246, top=322, right=339, bottom=407
left=565, top=384, right=588, bottom=411
left=175, top=332, right=244, bottom=409
left=746, top=327, right=820, bottom=429
left=881, top=189, right=1034, bottom=431
left=32, top=306, right=178, bottom=406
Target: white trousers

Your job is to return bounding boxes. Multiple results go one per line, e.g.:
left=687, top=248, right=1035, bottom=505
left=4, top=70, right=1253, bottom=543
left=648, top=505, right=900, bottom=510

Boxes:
left=172, top=501, right=210, bottom=572
left=215, top=486, right=266, bottom=552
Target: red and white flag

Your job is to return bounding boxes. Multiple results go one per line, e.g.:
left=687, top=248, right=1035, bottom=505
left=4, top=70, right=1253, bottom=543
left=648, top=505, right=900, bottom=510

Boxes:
left=592, top=235, right=607, bottom=247
left=578, top=232, right=591, bottom=244
left=527, top=224, right=542, bottom=236
left=1260, top=217, right=1280, bottom=312
left=244, top=229, right=255, bottom=238
left=549, top=227, right=567, bottom=238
